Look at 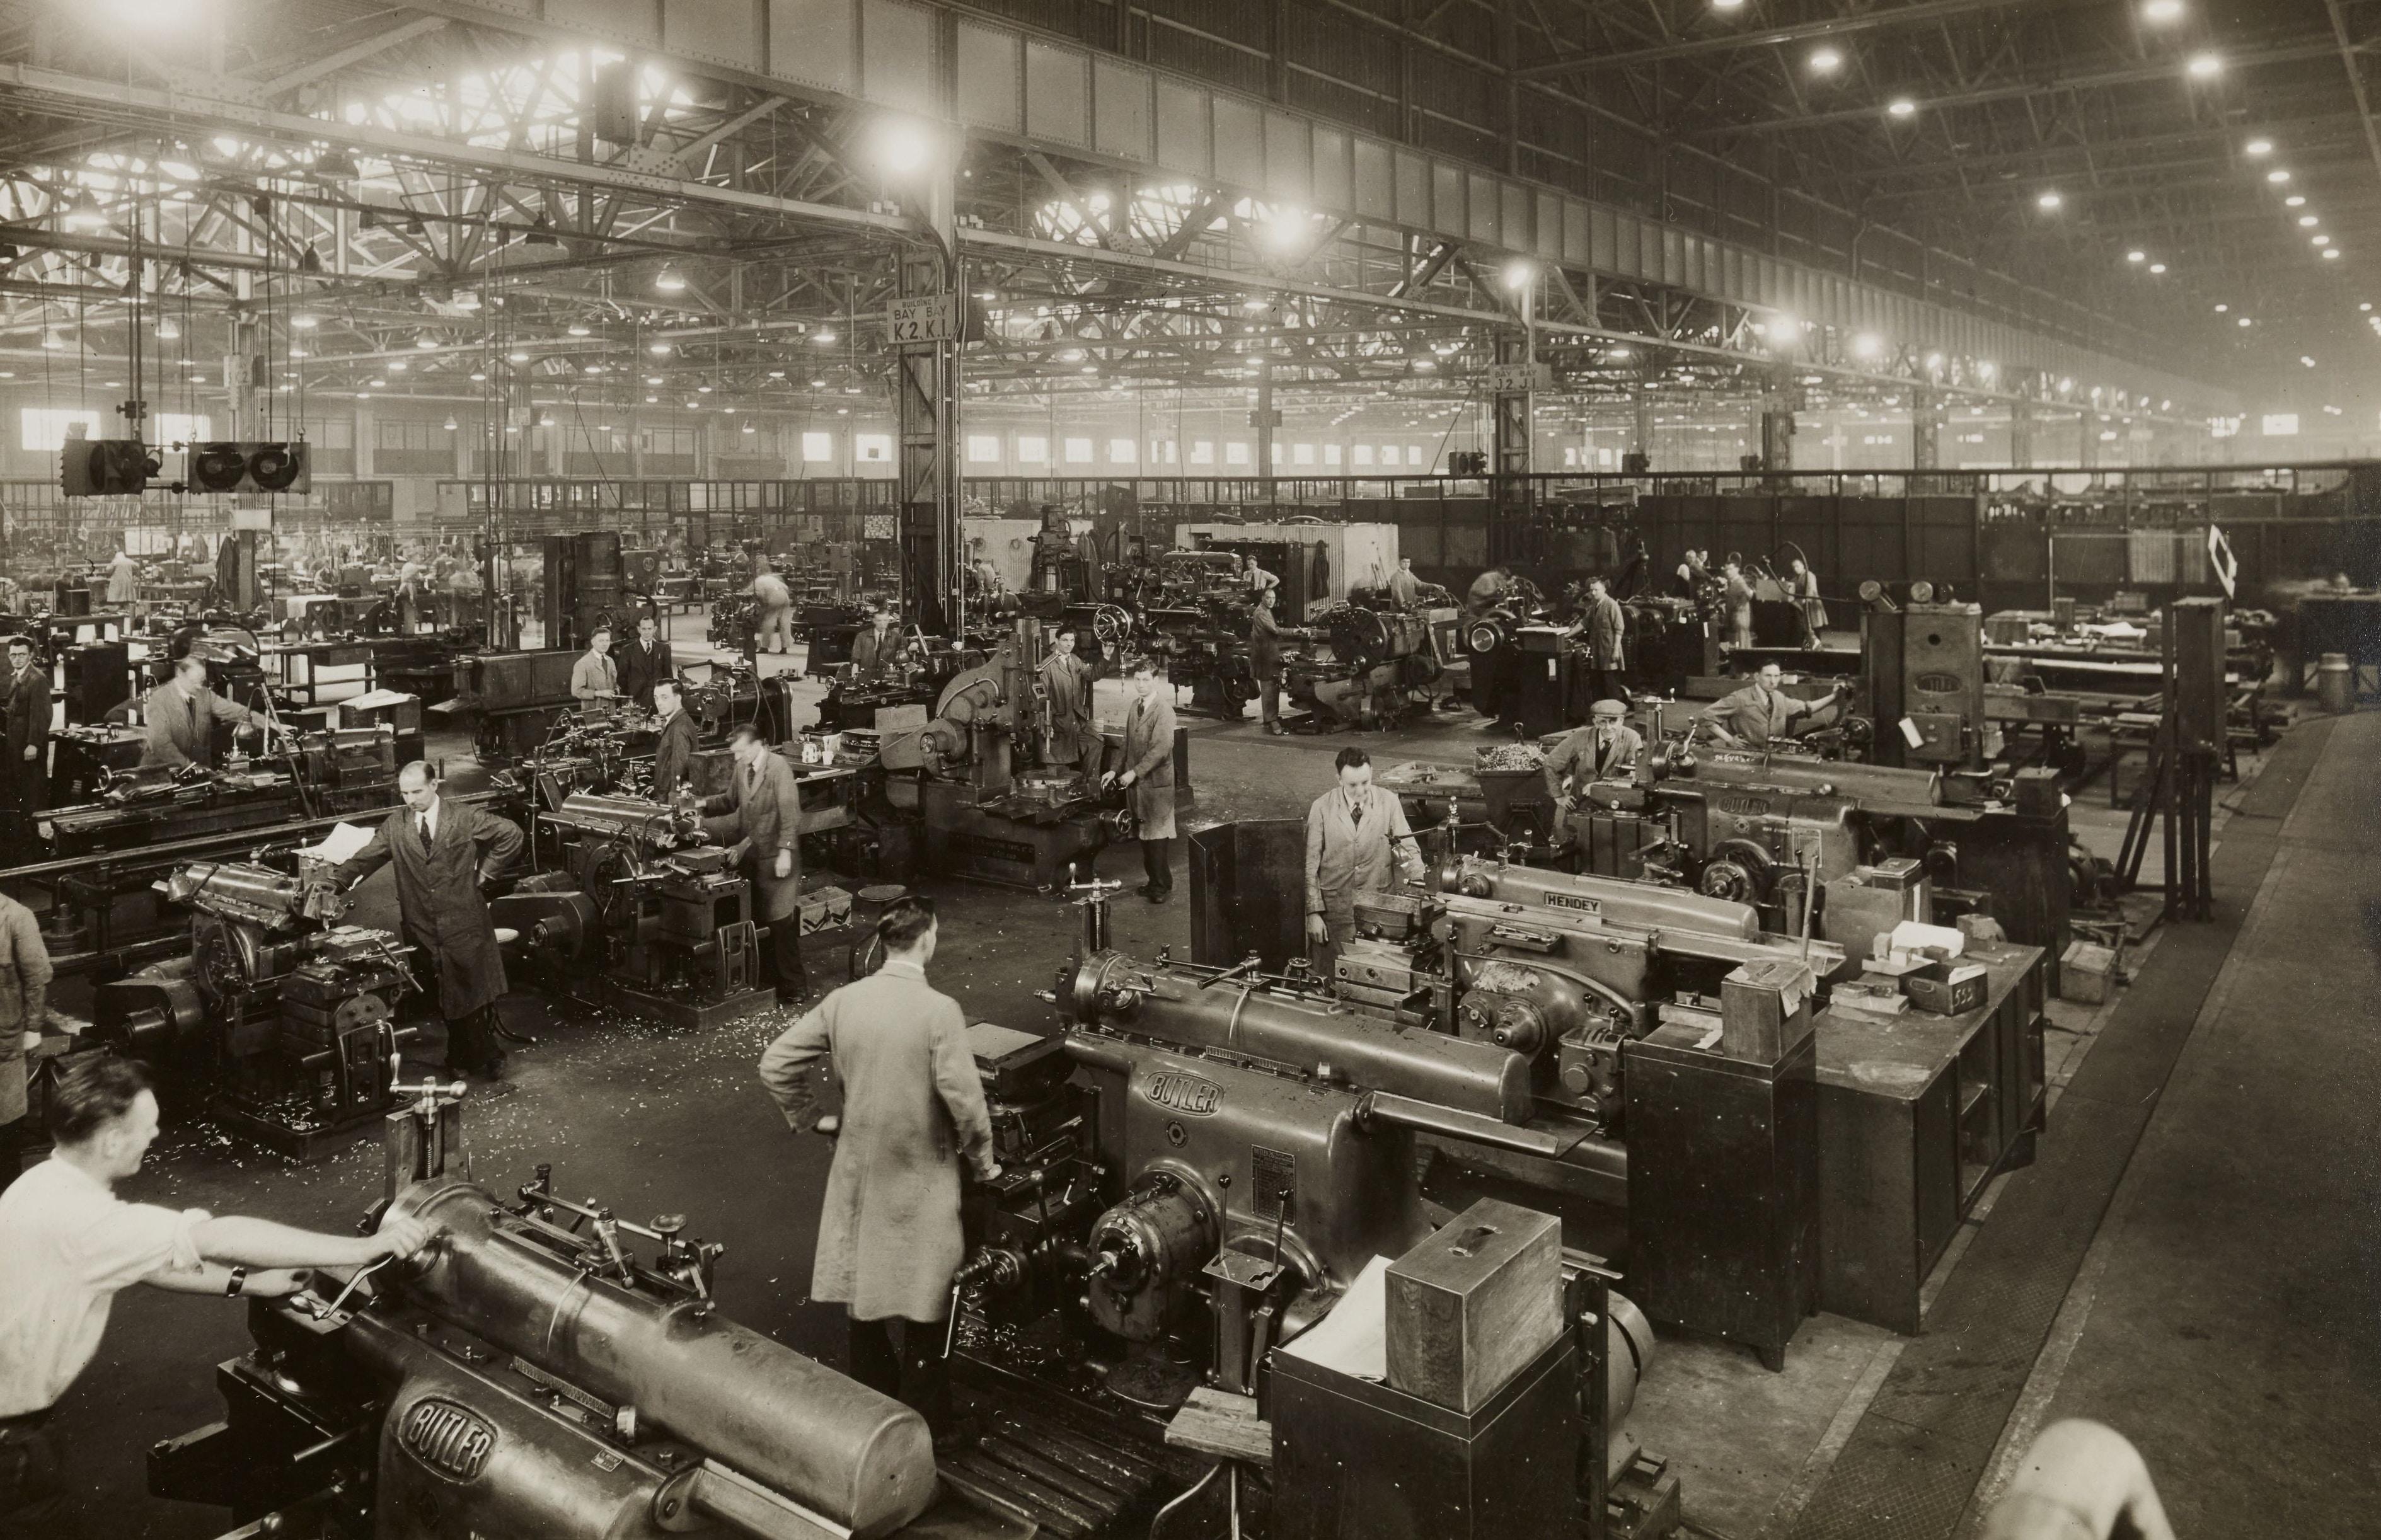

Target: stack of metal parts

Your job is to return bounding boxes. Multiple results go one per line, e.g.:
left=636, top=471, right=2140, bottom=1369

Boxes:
left=91, top=860, right=417, bottom=1158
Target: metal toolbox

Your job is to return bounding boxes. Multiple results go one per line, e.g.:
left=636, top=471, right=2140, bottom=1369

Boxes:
left=1384, top=1198, right=1563, bottom=1413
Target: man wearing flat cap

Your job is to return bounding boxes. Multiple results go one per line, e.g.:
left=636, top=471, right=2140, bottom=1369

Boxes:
left=1543, top=699, right=1644, bottom=817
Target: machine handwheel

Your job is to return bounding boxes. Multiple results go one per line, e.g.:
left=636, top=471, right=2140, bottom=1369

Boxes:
left=1697, top=857, right=1762, bottom=905
left=1091, top=605, right=1134, bottom=646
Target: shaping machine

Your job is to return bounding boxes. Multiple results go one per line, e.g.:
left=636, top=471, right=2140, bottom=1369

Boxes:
left=91, top=859, right=418, bottom=1158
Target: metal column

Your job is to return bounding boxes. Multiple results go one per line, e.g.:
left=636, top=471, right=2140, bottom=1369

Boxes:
left=1760, top=368, right=1799, bottom=473
left=1911, top=385, right=1942, bottom=473
left=897, top=171, right=960, bottom=636
left=1488, top=301, right=1534, bottom=566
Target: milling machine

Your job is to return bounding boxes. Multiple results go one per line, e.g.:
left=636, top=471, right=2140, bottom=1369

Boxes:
left=1282, top=600, right=1440, bottom=729
left=493, top=791, right=775, bottom=1029
left=909, top=617, right=1119, bottom=890
left=90, top=859, right=418, bottom=1158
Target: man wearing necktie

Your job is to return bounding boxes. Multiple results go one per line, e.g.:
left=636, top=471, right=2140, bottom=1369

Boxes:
left=571, top=626, right=620, bottom=707
left=0, top=638, right=48, bottom=864
left=1700, top=662, right=1848, bottom=749
left=700, top=725, right=808, bottom=1002
left=1303, top=747, right=1423, bottom=974
left=1105, top=658, right=1178, bottom=903
left=330, top=762, right=524, bottom=1080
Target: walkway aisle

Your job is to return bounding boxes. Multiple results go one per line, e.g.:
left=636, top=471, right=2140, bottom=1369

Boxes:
left=1964, top=711, right=2381, bottom=1533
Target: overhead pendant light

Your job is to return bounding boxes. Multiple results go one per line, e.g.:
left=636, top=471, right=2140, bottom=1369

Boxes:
left=442, top=415, right=459, bottom=430
left=654, top=268, right=688, bottom=294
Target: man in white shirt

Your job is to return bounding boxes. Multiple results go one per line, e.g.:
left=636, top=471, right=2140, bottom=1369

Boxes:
left=0, top=1059, right=432, bottom=1529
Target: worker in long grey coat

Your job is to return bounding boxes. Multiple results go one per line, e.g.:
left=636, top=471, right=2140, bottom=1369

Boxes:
left=1107, top=657, right=1177, bottom=903
left=701, top=723, right=807, bottom=1000
left=756, top=897, right=997, bottom=1437
left=1303, top=746, right=1423, bottom=973
left=1580, top=573, right=1627, bottom=704
left=1037, top=628, right=1102, bottom=776
left=331, top=761, right=524, bottom=1079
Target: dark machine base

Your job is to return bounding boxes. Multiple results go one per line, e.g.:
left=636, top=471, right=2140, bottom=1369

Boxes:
left=603, top=976, right=780, bottom=1030
left=205, top=1095, right=389, bottom=1164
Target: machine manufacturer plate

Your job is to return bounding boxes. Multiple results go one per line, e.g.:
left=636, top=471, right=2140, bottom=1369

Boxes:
left=400, top=1398, right=497, bottom=1481
left=1144, top=1071, right=1223, bottom=1117
left=1251, top=1146, right=1296, bottom=1220
left=1544, top=892, right=1602, bottom=914
left=1717, top=795, right=1773, bottom=816
left=1912, top=671, right=1964, bottom=696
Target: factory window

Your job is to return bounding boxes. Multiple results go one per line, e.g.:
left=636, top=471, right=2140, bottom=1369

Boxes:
left=1406, top=445, right=1426, bottom=466
left=855, top=434, right=892, bottom=463
left=1562, top=447, right=1579, bottom=467
left=2262, top=414, right=2299, bottom=437
left=1224, top=440, right=1250, bottom=466
left=1150, top=439, right=1178, bottom=464
left=1292, top=442, right=1315, bottom=465
left=966, top=434, right=1001, bottom=463
left=20, top=408, right=101, bottom=451
left=1189, top=439, right=1214, bottom=464
left=1269, top=441, right=1285, bottom=464
left=1017, top=435, right=1049, bottom=463
left=800, top=431, right=834, bottom=462
left=1378, top=444, right=1399, bottom=465
left=1107, top=439, right=1137, bottom=464
left=1063, top=437, right=1093, bottom=464
left=1323, top=443, right=1341, bottom=466
left=1352, top=444, right=1375, bottom=467
left=155, top=413, right=212, bottom=445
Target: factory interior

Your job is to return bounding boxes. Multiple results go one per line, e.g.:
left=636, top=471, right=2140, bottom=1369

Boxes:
left=0, top=3, right=2375, bottom=1539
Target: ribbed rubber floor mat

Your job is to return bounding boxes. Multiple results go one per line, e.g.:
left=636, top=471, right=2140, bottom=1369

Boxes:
left=1787, top=722, right=2316, bottom=1540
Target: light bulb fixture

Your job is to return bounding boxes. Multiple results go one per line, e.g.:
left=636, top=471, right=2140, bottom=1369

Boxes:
left=155, top=316, right=180, bottom=340
left=442, top=416, right=458, bottom=430
left=2149, top=263, right=2167, bottom=273
left=2268, top=169, right=2292, bottom=183
left=2143, top=0, right=2184, bottom=22
left=415, top=334, right=439, bottom=348
left=1502, top=260, right=1535, bottom=290
left=2186, top=54, right=2222, bottom=79
left=292, top=313, right=318, bottom=330
left=654, top=268, right=687, bottom=294
left=648, top=340, right=671, bottom=355
left=1887, top=98, right=1917, bottom=118
left=1809, top=47, right=1842, bottom=74
left=2037, top=190, right=2063, bottom=210
left=814, top=329, right=838, bottom=345
left=567, top=322, right=591, bottom=336
left=2127, top=250, right=2147, bottom=263
left=2245, top=138, right=2273, bottom=156
left=508, top=350, right=529, bottom=363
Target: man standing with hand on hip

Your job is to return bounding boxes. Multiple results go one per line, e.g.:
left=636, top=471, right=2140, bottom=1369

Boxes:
left=330, top=761, right=524, bottom=1081
left=756, top=897, right=996, bottom=1444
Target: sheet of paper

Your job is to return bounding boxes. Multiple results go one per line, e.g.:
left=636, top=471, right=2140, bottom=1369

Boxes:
left=1281, top=1253, right=1391, bottom=1381
left=300, top=821, right=378, bottom=864
left=1889, top=919, right=1966, bottom=958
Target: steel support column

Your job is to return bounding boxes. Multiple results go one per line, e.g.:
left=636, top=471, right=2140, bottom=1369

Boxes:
left=1911, top=385, right=1942, bottom=472
left=1489, top=310, right=1534, bottom=566
left=1760, top=367, right=1799, bottom=473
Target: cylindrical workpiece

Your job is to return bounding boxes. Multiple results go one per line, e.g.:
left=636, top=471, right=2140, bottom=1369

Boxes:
left=1071, top=954, right=1533, bottom=1123
left=388, top=1179, right=937, bottom=1538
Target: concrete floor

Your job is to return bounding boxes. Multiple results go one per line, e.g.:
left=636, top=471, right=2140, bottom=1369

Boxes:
left=30, top=616, right=2378, bottom=1538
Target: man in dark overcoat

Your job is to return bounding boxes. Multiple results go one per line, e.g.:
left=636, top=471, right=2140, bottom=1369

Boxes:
left=700, top=723, right=807, bottom=1001
left=331, top=761, right=524, bottom=1079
